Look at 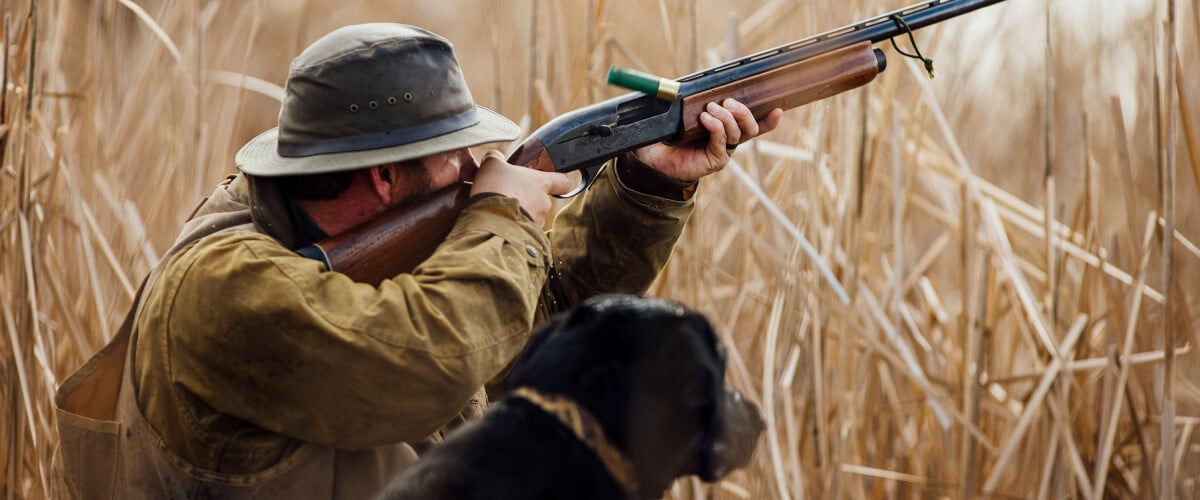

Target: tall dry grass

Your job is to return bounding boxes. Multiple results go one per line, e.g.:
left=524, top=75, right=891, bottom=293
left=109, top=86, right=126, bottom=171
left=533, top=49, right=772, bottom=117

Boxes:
left=1, top=0, right=1198, bottom=498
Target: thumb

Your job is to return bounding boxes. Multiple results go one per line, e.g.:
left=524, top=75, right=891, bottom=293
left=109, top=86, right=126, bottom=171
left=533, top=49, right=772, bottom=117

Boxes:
left=480, top=149, right=507, bottom=168
left=540, top=171, right=575, bottom=196
left=701, top=112, right=729, bottom=164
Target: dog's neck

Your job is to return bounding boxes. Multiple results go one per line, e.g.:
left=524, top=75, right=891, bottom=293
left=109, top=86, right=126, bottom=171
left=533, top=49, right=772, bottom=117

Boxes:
left=510, top=387, right=639, bottom=495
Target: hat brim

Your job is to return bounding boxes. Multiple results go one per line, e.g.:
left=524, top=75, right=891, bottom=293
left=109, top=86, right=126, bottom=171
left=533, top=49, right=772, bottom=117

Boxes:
left=235, top=105, right=520, bottom=177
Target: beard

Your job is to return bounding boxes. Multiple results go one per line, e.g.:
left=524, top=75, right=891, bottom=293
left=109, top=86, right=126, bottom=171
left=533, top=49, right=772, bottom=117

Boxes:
left=391, top=162, right=437, bottom=207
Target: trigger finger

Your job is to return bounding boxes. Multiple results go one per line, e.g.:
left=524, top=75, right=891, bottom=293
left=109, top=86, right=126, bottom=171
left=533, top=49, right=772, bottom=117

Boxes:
left=543, top=172, right=575, bottom=196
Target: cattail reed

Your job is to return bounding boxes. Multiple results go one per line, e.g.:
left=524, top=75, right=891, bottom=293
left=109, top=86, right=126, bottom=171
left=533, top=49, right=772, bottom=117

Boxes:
left=0, top=1, right=1197, bottom=498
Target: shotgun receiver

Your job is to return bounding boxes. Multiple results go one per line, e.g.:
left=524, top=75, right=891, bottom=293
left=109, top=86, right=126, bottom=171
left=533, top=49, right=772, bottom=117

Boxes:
left=309, top=0, right=1009, bottom=284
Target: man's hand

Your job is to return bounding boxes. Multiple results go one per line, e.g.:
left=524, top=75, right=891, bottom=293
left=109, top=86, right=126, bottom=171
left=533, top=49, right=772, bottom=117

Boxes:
left=471, top=150, right=574, bottom=226
left=633, top=99, right=783, bottom=182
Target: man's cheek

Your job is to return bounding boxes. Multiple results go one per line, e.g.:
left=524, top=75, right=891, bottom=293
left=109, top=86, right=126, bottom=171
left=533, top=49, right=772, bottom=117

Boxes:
left=431, top=163, right=460, bottom=191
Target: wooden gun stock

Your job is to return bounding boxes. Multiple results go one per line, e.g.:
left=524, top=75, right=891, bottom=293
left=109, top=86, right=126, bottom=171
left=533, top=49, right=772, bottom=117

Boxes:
left=676, top=42, right=883, bottom=144
left=314, top=144, right=550, bottom=285
left=314, top=183, right=469, bottom=285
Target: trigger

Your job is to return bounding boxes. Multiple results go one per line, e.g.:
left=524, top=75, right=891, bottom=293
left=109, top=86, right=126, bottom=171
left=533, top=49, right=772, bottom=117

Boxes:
left=552, top=162, right=607, bottom=199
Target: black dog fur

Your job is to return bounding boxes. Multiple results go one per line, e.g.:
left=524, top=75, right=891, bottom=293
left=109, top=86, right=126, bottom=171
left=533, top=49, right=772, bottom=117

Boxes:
left=378, top=295, right=763, bottom=500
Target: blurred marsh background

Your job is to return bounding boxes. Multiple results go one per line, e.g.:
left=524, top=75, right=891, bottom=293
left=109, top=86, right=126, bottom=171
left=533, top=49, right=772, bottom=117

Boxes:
left=1, top=0, right=1198, bottom=498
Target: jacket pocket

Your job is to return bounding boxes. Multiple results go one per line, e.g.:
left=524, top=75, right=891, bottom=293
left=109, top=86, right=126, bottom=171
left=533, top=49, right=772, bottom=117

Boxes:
left=54, top=408, right=122, bottom=500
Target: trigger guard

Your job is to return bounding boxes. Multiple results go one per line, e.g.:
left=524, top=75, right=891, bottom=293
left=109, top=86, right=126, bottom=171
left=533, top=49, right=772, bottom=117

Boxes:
left=552, top=162, right=607, bottom=199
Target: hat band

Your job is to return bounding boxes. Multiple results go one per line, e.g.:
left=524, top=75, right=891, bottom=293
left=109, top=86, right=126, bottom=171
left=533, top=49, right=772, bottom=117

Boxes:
left=276, top=107, right=480, bottom=158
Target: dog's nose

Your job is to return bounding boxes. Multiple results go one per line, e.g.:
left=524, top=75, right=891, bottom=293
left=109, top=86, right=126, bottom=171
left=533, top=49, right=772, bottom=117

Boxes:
left=704, top=389, right=765, bottom=481
left=742, top=397, right=766, bottom=440
left=725, top=390, right=764, bottom=464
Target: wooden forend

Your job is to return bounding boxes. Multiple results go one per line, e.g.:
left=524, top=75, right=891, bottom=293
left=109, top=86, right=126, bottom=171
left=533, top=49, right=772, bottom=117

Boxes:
left=677, top=42, right=882, bottom=145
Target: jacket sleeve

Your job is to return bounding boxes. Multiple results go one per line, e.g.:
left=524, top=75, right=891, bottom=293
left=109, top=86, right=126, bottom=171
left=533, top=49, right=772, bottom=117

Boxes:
left=165, top=195, right=549, bottom=449
left=547, top=154, right=696, bottom=304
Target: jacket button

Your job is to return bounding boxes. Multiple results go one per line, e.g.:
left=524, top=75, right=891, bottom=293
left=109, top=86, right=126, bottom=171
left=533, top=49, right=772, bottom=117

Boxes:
left=525, top=245, right=539, bottom=258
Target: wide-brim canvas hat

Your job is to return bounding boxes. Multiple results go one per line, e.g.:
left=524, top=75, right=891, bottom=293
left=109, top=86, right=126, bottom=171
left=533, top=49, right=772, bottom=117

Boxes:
left=236, top=23, right=519, bottom=177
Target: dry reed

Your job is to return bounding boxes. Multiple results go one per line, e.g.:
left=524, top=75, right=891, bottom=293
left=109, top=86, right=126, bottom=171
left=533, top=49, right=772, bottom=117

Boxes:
left=1, top=0, right=1198, bottom=498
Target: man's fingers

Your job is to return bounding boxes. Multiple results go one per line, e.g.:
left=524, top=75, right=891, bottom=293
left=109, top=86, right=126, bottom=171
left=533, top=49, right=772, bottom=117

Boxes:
left=723, top=98, right=759, bottom=139
left=759, top=108, right=783, bottom=135
left=541, top=171, right=575, bottom=196
left=706, top=102, right=741, bottom=145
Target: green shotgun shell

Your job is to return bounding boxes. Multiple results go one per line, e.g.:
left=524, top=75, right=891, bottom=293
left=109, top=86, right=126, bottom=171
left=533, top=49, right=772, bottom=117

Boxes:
left=606, top=66, right=680, bottom=101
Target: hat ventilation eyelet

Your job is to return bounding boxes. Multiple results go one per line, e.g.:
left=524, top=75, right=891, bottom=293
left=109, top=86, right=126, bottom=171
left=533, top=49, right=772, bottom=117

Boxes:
left=403, top=92, right=413, bottom=102
left=349, top=103, right=359, bottom=112
left=387, top=96, right=398, bottom=105
left=368, top=100, right=378, bottom=110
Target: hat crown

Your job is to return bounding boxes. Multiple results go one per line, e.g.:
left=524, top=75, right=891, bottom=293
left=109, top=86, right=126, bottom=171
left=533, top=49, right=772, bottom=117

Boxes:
left=276, top=23, right=478, bottom=158
left=290, top=24, right=443, bottom=71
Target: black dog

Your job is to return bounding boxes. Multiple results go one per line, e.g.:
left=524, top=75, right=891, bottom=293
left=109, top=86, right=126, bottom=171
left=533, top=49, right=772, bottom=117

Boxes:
left=379, top=295, right=764, bottom=500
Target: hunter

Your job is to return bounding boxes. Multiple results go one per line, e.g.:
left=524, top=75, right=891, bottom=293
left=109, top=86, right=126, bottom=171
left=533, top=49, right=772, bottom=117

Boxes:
left=53, top=23, right=782, bottom=498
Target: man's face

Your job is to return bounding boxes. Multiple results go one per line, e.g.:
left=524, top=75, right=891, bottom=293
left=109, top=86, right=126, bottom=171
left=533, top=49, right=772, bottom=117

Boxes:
left=384, top=148, right=478, bottom=208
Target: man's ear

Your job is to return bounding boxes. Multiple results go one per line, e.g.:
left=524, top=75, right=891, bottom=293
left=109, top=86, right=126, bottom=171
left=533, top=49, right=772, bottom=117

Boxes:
left=368, top=165, right=397, bottom=206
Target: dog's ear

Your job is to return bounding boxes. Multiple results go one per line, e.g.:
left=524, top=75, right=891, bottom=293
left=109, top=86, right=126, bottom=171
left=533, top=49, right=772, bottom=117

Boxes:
left=521, top=295, right=628, bottom=363
left=508, top=296, right=641, bottom=401
left=519, top=314, right=567, bottom=361
left=506, top=312, right=573, bottom=390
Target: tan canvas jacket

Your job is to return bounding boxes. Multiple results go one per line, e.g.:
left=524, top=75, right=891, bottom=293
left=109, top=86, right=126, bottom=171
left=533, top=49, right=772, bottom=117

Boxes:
left=54, top=157, right=694, bottom=498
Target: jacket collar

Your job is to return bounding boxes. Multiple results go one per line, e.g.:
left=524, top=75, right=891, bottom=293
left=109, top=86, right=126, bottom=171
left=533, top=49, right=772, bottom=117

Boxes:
left=246, top=174, right=327, bottom=249
left=182, top=173, right=325, bottom=250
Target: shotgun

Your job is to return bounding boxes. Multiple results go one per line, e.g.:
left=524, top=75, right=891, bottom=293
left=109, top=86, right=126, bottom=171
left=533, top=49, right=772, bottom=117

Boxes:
left=304, top=0, right=1009, bottom=285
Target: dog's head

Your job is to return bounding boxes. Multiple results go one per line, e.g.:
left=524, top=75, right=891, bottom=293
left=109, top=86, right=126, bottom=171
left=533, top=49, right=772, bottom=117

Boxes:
left=508, top=295, right=764, bottom=498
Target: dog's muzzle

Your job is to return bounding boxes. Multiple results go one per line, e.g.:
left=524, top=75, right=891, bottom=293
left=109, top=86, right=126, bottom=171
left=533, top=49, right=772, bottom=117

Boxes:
left=701, top=389, right=765, bottom=481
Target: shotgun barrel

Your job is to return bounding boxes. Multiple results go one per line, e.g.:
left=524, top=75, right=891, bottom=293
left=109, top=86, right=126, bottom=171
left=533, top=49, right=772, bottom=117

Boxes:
left=676, top=0, right=1007, bottom=93
left=509, top=0, right=1009, bottom=187
left=310, top=0, right=1012, bottom=284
